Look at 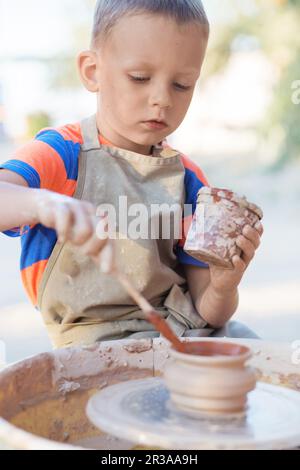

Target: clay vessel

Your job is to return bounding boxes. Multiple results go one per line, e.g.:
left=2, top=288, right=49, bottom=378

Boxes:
left=164, top=340, right=257, bottom=416
left=184, top=187, right=263, bottom=269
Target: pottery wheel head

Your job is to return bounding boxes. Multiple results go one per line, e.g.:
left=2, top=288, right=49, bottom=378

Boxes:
left=86, top=378, right=300, bottom=450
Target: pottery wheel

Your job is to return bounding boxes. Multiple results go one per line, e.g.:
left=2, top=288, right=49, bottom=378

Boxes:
left=87, top=378, right=300, bottom=450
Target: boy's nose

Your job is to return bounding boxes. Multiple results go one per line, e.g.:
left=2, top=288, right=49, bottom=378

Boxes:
left=148, top=87, right=172, bottom=109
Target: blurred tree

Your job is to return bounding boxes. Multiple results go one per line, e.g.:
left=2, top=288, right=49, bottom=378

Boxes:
left=44, top=0, right=300, bottom=165
left=204, top=0, right=300, bottom=165
left=26, top=112, right=52, bottom=139
left=47, top=0, right=95, bottom=89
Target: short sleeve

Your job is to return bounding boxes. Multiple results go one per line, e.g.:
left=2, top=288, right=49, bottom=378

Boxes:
left=0, top=128, right=79, bottom=192
left=2, top=229, right=22, bottom=238
left=0, top=127, right=80, bottom=238
left=175, top=154, right=209, bottom=269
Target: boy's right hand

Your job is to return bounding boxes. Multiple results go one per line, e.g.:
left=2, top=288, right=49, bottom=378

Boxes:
left=35, top=190, right=108, bottom=259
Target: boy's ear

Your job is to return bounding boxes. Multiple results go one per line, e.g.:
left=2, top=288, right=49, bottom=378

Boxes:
left=77, top=50, right=100, bottom=93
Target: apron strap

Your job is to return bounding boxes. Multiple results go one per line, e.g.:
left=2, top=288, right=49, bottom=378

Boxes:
left=80, top=114, right=101, bottom=151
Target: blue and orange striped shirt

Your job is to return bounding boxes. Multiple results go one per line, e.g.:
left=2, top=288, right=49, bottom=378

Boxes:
left=0, top=122, right=208, bottom=306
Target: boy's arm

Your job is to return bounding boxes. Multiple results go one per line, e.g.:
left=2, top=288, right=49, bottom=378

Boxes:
left=184, top=264, right=239, bottom=328
left=184, top=222, right=263, bottom=328
left=0, top=170, right=108, bottom=259
left=0, top=171, right=40, bottom=231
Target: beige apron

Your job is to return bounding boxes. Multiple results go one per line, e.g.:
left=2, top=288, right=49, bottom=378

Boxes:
left=37, top=115, right=258, bottom=348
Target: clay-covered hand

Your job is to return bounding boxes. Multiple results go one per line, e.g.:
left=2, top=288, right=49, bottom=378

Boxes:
left=35, top=190, right=109, bottom=258
left=209, top=221, right=264, bottom=293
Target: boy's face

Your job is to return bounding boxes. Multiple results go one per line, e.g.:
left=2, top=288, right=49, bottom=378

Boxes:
left=79, top=14, right=208, bottom=155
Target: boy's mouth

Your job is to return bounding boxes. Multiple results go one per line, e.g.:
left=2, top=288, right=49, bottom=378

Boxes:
left=143, top=120, right=168, bottom=130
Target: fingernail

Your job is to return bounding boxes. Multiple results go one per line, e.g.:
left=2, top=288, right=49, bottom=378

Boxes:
left=255, top=221, right=261, bottom=230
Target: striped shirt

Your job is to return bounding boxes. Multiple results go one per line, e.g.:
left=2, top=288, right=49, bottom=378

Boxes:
left=0, top=122, right=208, bottom=306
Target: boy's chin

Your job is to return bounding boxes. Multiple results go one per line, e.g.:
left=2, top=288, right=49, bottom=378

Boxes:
left=133, top=132, right=167, bottom=146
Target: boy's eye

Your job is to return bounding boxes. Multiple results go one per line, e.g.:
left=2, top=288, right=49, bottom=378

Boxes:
left=129, top=76, right=149, bottom=83
left=175, top=83, right=192, bottom=91
left=129, top=75, right=191, bottom=91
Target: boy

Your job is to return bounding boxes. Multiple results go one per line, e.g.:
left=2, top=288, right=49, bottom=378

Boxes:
left=0, top=0, right=263, bottom=348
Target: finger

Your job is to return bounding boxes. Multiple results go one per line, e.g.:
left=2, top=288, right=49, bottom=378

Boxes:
left=236, top=235, right=255, bottom=264
left=232, top=254, right=246, bottom=273
left=82, top=217, right=109, bottom=257
left=95, top=216, right=110, bottom=240
left=70, top=208, right=95, bottom=245
left=55, top=204, right=73, bottom=243
left=75, top=215, right=109, bottom=255
left=82, top=201, right=96, bottom=216
left=242, top=225, right=261, bottom=249
left=80, top=233, right=108, bottom=258
left=99, top=242, right=116, bottom=274
left=254, top=221, right=264, bottom=236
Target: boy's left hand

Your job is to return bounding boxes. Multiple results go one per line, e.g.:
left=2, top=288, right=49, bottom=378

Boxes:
left=209, top=221, right=264, bottom=293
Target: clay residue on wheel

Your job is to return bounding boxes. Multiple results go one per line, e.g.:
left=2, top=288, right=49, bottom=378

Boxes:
left=123, top=342, right=152, bottom=354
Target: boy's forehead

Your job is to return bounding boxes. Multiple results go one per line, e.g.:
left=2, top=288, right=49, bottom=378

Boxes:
left=104, top=14, right=206, bottom=71
left=106, top=13, right=205, bottom=48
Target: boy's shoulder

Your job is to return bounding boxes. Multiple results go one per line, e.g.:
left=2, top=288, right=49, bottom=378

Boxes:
left=36, top=121, right=83, bottom=145
left=164, top=142, right=208, bottom=187
left=181, top=153, right=208, bottom=186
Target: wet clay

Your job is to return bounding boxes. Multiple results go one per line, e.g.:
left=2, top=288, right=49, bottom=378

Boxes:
left=181, top=340, right=250, bottom=357
left=164, top=340, right=257, bottom=415
left=184, top=187, right=263, bottom=269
